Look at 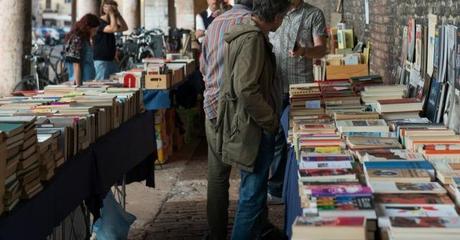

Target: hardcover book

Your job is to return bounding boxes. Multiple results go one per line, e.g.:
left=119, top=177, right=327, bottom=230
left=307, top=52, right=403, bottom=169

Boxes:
left=366, top=169, right=431, bottom=183
left=375, top=193, right=454, bottom=205
left=370, top=182, right=446, bottom=194
left=379, top=204, right=458, bottom=217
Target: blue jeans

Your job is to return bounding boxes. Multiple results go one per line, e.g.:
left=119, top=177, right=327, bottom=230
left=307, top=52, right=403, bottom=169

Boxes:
left=231, top=131, right=276, bottom=240
left=94, top=60, right=120, bottom=80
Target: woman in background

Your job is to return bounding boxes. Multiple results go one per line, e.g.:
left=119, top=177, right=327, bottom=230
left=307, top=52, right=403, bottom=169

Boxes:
left=64, top=14, right=100, bottom=86
left=94, top=0, right=128, bottom=80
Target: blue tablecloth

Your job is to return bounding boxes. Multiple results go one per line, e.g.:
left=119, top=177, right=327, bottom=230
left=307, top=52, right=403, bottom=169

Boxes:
left=0, top=111, right=156, bottom=240
left=143, top=90, right=171, bottom=110
left=281, top=106, right=302, bottom=239
left=143, top=70, right=203, bottom=111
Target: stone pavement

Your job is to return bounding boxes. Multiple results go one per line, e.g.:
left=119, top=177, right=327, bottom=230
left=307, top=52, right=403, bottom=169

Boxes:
left=127, top=139, right=284, bottom=240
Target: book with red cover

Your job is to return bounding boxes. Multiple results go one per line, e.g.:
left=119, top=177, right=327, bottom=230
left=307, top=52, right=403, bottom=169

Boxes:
left=375, top=194, right=454, bottom=205
left=295, top=216, right=366, bottom=227
left=390, top=216, right=460, bottom=228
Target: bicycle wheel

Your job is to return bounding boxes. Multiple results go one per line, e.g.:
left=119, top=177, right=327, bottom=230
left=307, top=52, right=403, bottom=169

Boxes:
left=14, top=75, right=37, bottom=91
left=53, top=58, right=69, bottom=84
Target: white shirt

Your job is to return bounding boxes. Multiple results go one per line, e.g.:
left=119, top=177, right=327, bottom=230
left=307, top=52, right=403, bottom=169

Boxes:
left=196, top=8, right=213, bottom=43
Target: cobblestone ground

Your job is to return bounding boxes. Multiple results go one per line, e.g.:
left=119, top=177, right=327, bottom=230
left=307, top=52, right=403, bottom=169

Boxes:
left=129, top=139, right=284, bottom=240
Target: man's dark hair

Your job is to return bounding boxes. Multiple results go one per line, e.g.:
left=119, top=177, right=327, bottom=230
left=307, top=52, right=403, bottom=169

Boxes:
left=235, top=0, right=253, bottom=8
left=253, top=0, right=290, bottom=22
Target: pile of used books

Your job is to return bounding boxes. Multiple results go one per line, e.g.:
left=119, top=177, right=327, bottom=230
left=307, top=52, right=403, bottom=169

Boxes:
left=288, top=76, right=460, bottom=240
left=0, top=82, right=144, bottom=214
left=290, top=82, right=378, bottom=240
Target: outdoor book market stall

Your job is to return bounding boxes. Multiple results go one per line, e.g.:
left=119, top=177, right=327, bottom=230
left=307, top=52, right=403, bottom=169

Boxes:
left=0, top=54, right=197, bottom=239
left=0, top=85, right=155, bottom=239
left=0, top=112, right=155, bottom=239
left=282, top=17, right=460, bottom=240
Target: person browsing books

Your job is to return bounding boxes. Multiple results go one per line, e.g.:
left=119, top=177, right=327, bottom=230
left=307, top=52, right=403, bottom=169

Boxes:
left=199, top=1, right=252, bottom=239
left=195, top=0, right=222, bottom=44
left=267, top=0, right=328, bottom=204
left=94, top=0, right=128, bottom=80
left=64, top=14, right=100, bottom=86
left=216, top=0, right=290, bottom=238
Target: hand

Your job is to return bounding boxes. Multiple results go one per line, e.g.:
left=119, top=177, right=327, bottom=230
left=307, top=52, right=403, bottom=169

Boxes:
left=289, top=46, right=306, bottom=58
left=212, top=10, right=221, bottom=18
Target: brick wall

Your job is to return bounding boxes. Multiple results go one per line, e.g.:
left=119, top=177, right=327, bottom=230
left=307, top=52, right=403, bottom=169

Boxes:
left=339, top=0, right=460, bottom=83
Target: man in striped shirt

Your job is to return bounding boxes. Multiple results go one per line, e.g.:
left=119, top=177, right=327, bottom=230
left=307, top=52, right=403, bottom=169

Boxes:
left=267, top=0, right=328, bottom=203
left=199, top=1, right=252, bottom=239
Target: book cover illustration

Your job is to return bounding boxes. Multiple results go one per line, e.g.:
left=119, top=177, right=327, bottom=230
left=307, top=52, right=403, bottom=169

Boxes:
left=302, top=154, right=354, bottom=162
left=390, top=217, right=460, bottom=228
left=304, top=184, right=373, bottom=197
left=295, top=216, right=365, bottom=227
left=407, top=17, right=416, bottom=63
left=382, top=205, right=458, bottom=217
left=299, top=169, right=355, bottom=178
left=375, top=194, right=453, bottom=205
left=362, top=149, right=424, bottom=161
left=367, top=169, right=430, bottom=179
left=317, top=196, right=374, bottom=211
left=396, top=182, right=437, bottom=191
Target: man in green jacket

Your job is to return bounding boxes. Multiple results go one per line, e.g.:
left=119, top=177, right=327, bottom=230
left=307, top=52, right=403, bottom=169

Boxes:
left=217, top=0, right=290, bottom=238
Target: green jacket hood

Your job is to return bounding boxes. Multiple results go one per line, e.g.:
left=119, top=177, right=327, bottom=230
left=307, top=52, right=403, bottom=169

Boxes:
left=224, top=23, right=261, bottom=43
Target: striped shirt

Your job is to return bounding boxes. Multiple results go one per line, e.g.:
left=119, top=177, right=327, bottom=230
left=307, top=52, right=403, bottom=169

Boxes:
left=200, top=4, right=252, bottom=120
left=270, top=3, right=327, bottom=93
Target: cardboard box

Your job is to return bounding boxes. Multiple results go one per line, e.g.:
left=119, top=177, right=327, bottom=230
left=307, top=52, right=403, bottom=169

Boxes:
left=326, top=64, right=369, bottom=80
left=144, top=72, right=172, bottom=89
left=171, top=67, right=185, bottom=86
left=168, top=59, right=196, bottom=76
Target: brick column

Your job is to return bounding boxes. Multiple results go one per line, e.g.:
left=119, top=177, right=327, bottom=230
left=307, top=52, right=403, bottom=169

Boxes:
left=123, top=0, right=141, bottom=33
left=77, top=0, right=100, bottom=20
left=0, top=0, right=31, bottom=96
left=368, top=0, right=395, bottom=84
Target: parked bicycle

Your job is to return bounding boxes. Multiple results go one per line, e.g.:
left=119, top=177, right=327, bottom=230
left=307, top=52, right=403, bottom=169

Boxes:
left=15, top=44, right=68, bottom=91
left=116, top=28, right=167, bottom=71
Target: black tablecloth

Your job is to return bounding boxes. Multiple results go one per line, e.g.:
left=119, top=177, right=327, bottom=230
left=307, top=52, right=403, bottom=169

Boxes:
left=0, top=111, right=156, bottom=240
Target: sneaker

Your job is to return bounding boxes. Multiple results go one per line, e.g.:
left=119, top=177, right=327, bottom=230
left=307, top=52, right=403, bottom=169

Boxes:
left=267, top=193, right=284, bottom=205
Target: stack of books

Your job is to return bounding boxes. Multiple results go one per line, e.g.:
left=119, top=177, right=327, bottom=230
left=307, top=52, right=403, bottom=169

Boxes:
left=384, top=217, right=460, bottom=240
left=375, top=98, right=423, bottom=120
left=0, top=83, right=145, bottom=212
left=292, top=216, right=367, bottom=240
left=0, top=122, right=25, bottom=211
left=292, top=117, right=343, bottom=158
left=402, top=128, right=460, bottom=161
left=14, top=118, right=42, bottom=200
left=288, top=78, right=460, bottom=239
left=336, top=119, right=390, bottom=138
left=350, top=75, right=383, bottom=93
left=355, top=149, right=425, bottom=163
left=292, top=113, right=378, bottom=239
left=37, top=129, right=62, bottom=181
left=360, top=85, right=406, bottom=105
left=289, top=83, right=323, bottom=116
